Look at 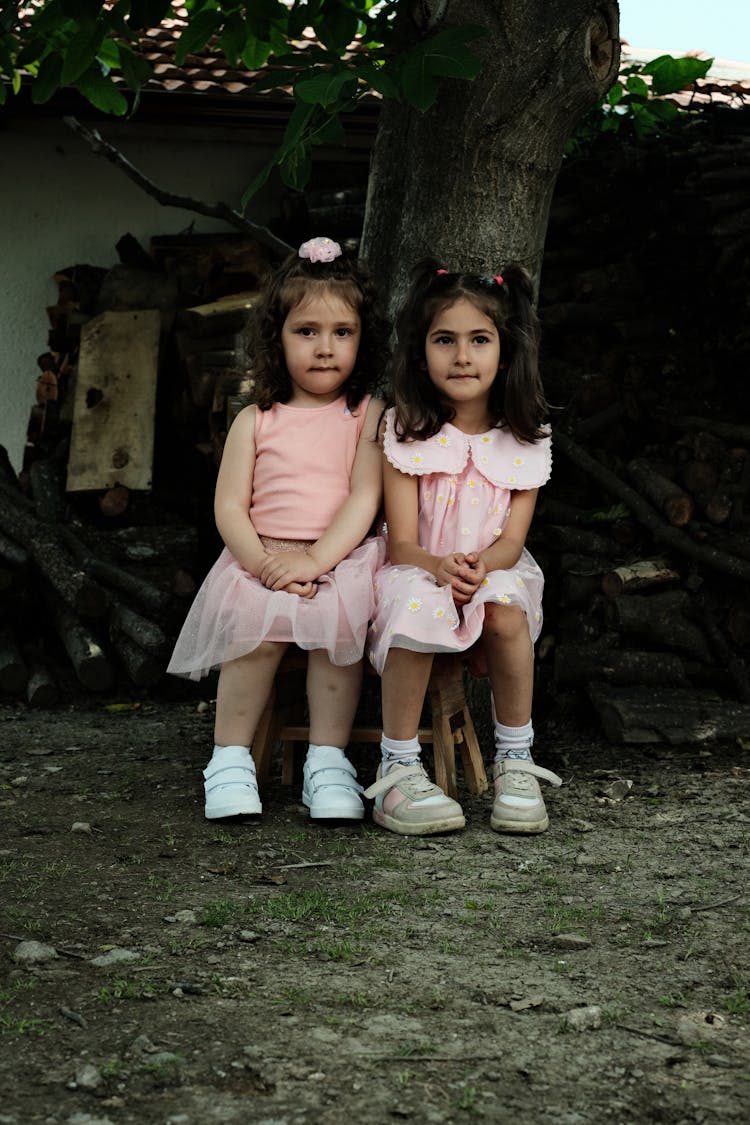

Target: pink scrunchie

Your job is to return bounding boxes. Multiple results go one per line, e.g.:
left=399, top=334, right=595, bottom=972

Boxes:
left=298, top=237, right=342, bottom=263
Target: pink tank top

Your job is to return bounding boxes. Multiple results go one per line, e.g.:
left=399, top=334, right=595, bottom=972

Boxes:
left=250, top=395, right=371, bottom=539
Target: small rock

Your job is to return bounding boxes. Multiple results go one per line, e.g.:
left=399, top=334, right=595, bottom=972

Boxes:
left=564, top=1005, right=602, bottom=1032
left=66, top=1115, right=116, bottom=1125
left=552, top=933, right=592, bottom=950
left=74, top=1063, right=103, bottom=1091
left=597, top=778, right=634, bottom=801
left=171, top=909, right=198, bottom=925
left=10, top=776, right=28, bottom=787
left=72, top=822, right=93, bottom=834
left=90, top=948, right=140, bottom=968
left=238, top=930, right=260, bottom=943
left=13, top=940, right=58, bottom=965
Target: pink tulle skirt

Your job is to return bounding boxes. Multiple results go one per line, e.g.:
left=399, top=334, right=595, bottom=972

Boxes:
left=367, top=548, right=544, bottom=675
left=168, top=537, right=386, bottom=681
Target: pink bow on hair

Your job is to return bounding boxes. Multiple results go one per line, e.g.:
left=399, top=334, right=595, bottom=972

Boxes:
left=298, top=237, right=342, bottom=263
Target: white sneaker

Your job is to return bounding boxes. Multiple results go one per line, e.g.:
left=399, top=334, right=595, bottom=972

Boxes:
left=203, top=745, right=262, bottom=819
left=302, top=746, right=364, bottom=820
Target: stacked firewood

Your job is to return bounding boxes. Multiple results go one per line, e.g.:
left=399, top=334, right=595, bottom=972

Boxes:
left=2, top=111, right=750, bottom=745
left=533, top=110, right=750, bottom=741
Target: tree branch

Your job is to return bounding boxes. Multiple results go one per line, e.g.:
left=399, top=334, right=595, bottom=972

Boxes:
left=63, top=116, right=294, bottom=260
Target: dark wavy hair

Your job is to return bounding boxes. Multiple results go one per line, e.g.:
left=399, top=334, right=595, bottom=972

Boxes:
left=390, top=258, right=547, bottom=443
left=250, top=246, right=389, bottom=412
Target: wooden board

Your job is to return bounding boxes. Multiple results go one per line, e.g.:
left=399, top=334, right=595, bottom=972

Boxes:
left=66, top=310, right=161, bottom=493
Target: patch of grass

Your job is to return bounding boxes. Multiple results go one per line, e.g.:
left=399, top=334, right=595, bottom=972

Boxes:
left=198, top=897, right=251, bottom=926
left=100, top=1058, right=126, bottom=1078
left=723, top=984, right=749, bottom=1017
left=96, top=977, right=158, bottom=1003
left=146, top=874, right=177, bottom=902
left=0, top=1014, right=50, bottom=1036
left=335, top=990, right=370, bottom=1008
left=248, top=887, right=412, bottom=927
left=209, top=827, right=245, bottom=848
left=455, top=1076, right=480, bottom=1114
left=659, top=993, right=688, bottom=1009
left=395, top=1039, right=436, bottom=1057
left=310, top=939, right=361, bottom=962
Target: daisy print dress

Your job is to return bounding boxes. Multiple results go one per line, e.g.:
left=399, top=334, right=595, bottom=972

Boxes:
left=367, top=409, right=551, bottom=675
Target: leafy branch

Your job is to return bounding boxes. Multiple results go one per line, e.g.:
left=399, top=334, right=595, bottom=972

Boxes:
left=0, top=0, right=485, bottom=199
left=567, top=53, right=714, bottom=154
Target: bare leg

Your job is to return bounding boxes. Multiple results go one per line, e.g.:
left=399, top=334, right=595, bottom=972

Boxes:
left=306, top=650, right=363, bottom=748
left=481, top=603, right=534, bottom=726
left=381, top=647, right=435, bottom=740
left=214, top=641, right=289, bottom=746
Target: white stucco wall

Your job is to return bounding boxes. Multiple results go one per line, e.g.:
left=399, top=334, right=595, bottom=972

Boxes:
left=0, top=115, right=292, bottom=472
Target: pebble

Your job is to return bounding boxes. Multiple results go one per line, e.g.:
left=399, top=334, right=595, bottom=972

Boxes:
left=71, top=822, right=93, bottom=834
left=13, top=940, right=58, bottom=964
left=564, top=1005, right=602, bottom=1032
left=90, top=948, right=140, bottom=968
left=70, top=1063, right=103, bottom=1091
left=552, top=933, right=592, bottom=950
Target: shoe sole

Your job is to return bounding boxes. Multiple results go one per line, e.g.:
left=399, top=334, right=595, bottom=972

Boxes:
left=490, top=812, right=549, bottom=834
left=373, top=809, right=466, bottom=836
left=302, top=795, right=364, bottom=820
left=205, top=801, right=261, bottom=819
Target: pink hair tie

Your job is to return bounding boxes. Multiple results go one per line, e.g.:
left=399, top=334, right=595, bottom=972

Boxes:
left=494, top=275, right=504, bottom=286
left=298, top=237, right=342, bottom=263
left=436, top=268, right=449, bottom=275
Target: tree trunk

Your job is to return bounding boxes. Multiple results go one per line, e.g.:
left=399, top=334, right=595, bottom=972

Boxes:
left=361, top=1, right=620, bottom=309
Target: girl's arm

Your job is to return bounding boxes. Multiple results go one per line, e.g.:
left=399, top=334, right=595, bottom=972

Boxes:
left=260, top=397, right=385, bottom=589
left=475, top=488, right=539, bottom=573
left=213, top=405, right=269, bottom=576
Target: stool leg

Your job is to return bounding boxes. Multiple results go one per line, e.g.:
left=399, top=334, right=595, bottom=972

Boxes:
left=252, top=685, right=281, bottom=790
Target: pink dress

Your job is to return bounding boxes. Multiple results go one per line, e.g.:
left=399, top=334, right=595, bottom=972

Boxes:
left=367, top=410, right=551, bottom=675
left=168, top=396, right=384, bottom=680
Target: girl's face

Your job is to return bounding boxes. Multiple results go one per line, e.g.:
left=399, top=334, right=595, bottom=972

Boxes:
left=281, top=291, right=361, bottom=406
left=424, top=297, right=500, bottom=412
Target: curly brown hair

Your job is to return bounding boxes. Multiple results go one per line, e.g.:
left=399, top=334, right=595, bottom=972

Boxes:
left=390, top=258, right=547, bottom=444
left=250, top=247, right=389, bottom=413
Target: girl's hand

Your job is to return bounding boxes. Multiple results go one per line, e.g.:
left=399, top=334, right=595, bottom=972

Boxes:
left=436, top=553, right=483, bottom=606
left=259, top=551, right=320, bottom=591
left=278, top=579, right=317, bottom=599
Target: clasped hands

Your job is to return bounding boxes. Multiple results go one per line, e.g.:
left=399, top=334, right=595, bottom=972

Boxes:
left=257, top=549, right=321, bottom=599
left=435, top=551, right=486, bottom=607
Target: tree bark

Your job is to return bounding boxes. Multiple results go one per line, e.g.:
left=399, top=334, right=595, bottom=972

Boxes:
left=361, top=1, right=620, bottom=309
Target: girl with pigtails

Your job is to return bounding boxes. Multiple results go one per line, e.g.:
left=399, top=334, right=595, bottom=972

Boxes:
left=364, top=260, right=561, bottom=836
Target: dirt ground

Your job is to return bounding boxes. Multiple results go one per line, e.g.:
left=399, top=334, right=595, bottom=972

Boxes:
left=1, top=695, right=748, bottom=1125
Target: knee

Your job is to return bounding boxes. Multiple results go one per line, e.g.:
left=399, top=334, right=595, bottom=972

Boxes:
left=483, top=602, right=527, bottom=642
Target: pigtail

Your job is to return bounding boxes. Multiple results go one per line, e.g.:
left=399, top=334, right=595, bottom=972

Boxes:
left=496, top=264, right=547, bottom=443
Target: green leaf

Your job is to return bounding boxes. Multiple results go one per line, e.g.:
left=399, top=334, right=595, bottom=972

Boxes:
left=76, top=64, right=128, bottom=115
left=355, top=60, right=400, bottom=100
left=311, top=113, right=346, bottom=146
left=641, top=53, right=712, bottom=95
left=240, top=161, right=274, bottom=210
left=175, top=9, right=222, bottom=65
left=625, top=74, right=649, bottom=99
left=97, top=38, right=122, bottom=69
left=294, top=66, right=355, bottom=106
left=241, top=38, right=273, bottom=71
left=315, top=8, right=360, bottom=54
left=127, top=0, right=174, bottom=31
left=61, top=21, right=105, bottom=87
left=647, top=99, right=680, bottom=122
left=280, top=139, right=312, bottom=191
left=400, top=52, right=439, bottom=112
left=119, top=45, right=152, bottom=91
left=219, top=13, right=247, bottom=68
left=31, top=52, right=63, bottom=104
left=607, top=82, right=623, bottom=106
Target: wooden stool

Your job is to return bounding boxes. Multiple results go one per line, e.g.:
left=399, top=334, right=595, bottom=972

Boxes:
left=252, top=650, right=488, bottom=800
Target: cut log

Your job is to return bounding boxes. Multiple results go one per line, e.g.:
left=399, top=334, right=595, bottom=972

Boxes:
left=109, top=599, right=167, bottom=654
left=604, top=591, right=713, bottom=662
left=25, top=663, right=59, bottom=708
left=626, top=458, right=694, bottom=527
left=110, top=630, right=163, bottom=687
left=554, top=643, right=688, bottom=688
left=43, top=587, right=113, bottom=691
left=601, top=559, right=681, bottom=598
left=588, top=683, right=750, bottom=744
left=66, top=309, right=161, bottom=493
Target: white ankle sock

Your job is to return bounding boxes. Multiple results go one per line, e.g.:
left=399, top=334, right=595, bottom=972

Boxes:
left=494, top=721, right=534, bottom=763
left=306, top=743, right=346, bottom=760
left=381, top=735, right=421, bottom=772
left=212, top=743, right=251, bottom=761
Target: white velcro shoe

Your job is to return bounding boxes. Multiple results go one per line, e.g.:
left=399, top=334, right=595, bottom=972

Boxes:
left=203, top=746, right=262, bottom=819
left=302, top=746, right=365, bottom=820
